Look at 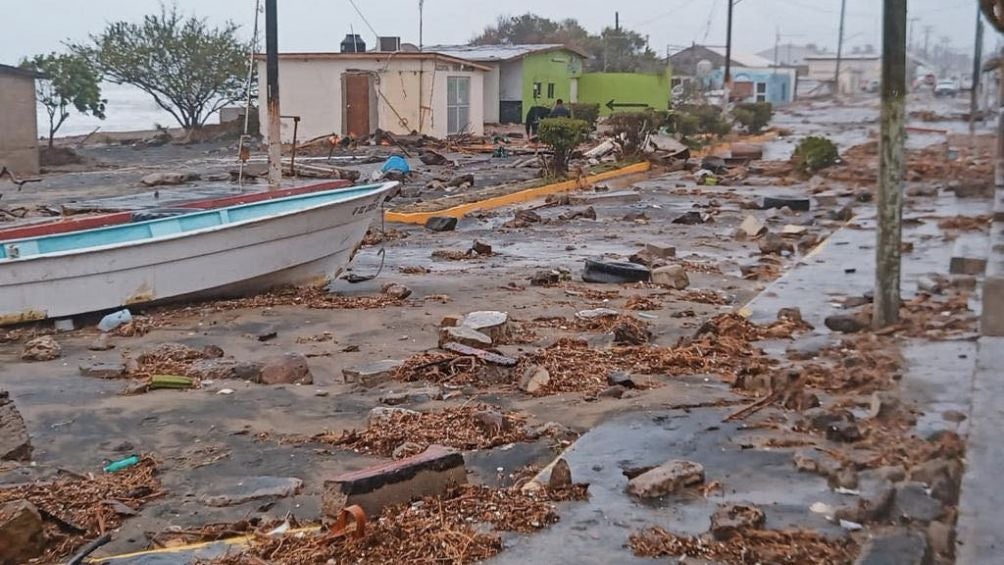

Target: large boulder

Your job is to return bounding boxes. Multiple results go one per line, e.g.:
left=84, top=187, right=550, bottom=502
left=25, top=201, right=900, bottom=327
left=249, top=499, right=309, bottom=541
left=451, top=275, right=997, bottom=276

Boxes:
left=259, top=353, right=313, bottom=385
left=0, top=392, right=31, bottom=462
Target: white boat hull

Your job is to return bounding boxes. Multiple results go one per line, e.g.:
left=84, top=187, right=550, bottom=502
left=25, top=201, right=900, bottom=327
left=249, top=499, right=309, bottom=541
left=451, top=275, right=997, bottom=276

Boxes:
left=0, top=185, right=392, bottom=324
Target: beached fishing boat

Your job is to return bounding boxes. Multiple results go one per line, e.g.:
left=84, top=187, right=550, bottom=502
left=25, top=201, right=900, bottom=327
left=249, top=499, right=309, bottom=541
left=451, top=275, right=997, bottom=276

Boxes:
left=0, top=182, right=397, bottom=325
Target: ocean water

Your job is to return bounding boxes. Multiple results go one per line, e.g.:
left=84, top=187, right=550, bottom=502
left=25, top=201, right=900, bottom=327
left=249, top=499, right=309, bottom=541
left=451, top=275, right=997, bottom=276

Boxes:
left=39, top=82, right=219, bottom=137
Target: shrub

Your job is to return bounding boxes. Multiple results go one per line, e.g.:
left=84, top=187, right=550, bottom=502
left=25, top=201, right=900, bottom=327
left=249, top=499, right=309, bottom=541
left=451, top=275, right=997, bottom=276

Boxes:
left=668, top=104, right=731, bottom=138
left=569, top=103, right=600, bottom=129
left=733, top=102, right=774, bottom=134
left=538, top=117, right=591, bottom=175
left=606, top=110, right=671, bottom=155
left=792, top=136, right=840, bottom=174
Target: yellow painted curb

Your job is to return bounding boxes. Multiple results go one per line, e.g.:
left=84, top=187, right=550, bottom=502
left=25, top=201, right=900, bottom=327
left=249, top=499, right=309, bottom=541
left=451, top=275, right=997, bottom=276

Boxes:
left=385, top=161, right=653, bottom=225
left=89, top=526, right=322, bottom=562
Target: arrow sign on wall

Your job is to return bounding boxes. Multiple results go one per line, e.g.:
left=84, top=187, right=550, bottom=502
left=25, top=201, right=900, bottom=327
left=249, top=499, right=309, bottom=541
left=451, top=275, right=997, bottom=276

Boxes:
left=606, top=100, right=650, bottom=111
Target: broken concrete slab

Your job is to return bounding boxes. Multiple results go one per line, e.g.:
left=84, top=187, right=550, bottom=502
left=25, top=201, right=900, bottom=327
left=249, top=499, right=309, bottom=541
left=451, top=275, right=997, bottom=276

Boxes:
left=78, top=362, right=128, bottom=379
left=343, top=360, right=405, bottom=387
left=644, top=243, right=676, bottom=258
left=187, top=359, right=263, bottom=381
left=441, top=343, right=518, bottom=366
left=575, top=308, right=619, bottom=320
left=627, top=460, right=705, bottom=498
left=709, top=504, right=766, bottom=540
left=425, top=216, right=458, bottom=232
left=0, top=392, right=31, bottom=462
left=854, top=528, right=932, bottom=565
left=0, top=499, right=46, bottom=564
left=735, top=215, right=767, bottom=240
left=321, top=445, right=466, bottom=519
left=200, top=476, right=303, bottom=507
left=439, top=326, right=493, bottom=349
left=892, top=482, right=945, bottom=523
left=368, top=407, right=420, bottom=426
left=568, top=190, right=642, bottom=205
left=379, top=386, right=441, bottom=405
left=548, top=458, right=573, bottom=490
left=520, top=366, right=551, bottom=394
left=651, top=265, right=689, bottom=290
left=460, top=311, right=511, bottom=343
left=949, top=239, right=988, bottom=275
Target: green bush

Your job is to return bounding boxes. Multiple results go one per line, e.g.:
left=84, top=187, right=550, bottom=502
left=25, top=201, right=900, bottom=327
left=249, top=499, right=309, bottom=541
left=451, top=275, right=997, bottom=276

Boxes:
left=538, top=117, right=591, bottom=175
left=668, top=104, right=731, bottom=138
left=605, top=110, right=671, bottom=156
left=792, top=136, right=840, bottom=174
left=733, top=102, right=774, bottom=134
left=569, top=103, right=600, bottom=129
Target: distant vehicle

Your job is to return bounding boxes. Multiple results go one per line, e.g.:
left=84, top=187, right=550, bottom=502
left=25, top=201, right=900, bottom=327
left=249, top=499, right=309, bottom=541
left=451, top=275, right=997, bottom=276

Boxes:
left=863, top=79, right=880, bottom=93
left=961, top=76, right=974, bottom=91
left=934, top=79, right=959, bottom=97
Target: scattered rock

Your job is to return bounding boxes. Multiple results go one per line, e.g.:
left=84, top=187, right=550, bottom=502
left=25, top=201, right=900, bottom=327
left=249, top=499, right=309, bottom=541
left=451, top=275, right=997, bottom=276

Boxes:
left=259, top=353, right=313, bottom=385
left=873, top=466, right=908, bottom=483
left=927, top=520, right=955, bottom=558
left=854, top=528, right=931, bottom=565
left=381, top=283, right=413, bottom=300
left=0, top=499, right=46, bottom=564
left=710, top=504, right=766, bottom=540
left=607, top=370, right=637, bottom=388
left=917, top=276, right=944, bottom=294
left=868, top=391, right=903, bottom=420
left=652, top=265, right=690, bottom=290
left=611, top=319, right=652, bottom=345
left=576, top=308, right=619, bottom=320
left=672, top=211, right=711, bottom=225
left=0, top=392, right=31, bottom=462
left=461, top=311, right=511, bottom=342
left=781, top=224, right=808, bottom=236
left=368, top=407, right=420, bottom=426
left=202, top=344, right=225, bottom=358
left=343, top=360, right=404, bottom=387
left=941, top=409, right=967, bottom=423
left=379, top=386, right=440, bottom=405
left=558, top=206, right=597, bottom=221
left=835, top=473, right=895, bottom=524
left=447, top=173, right=475, bottom=188
left=830, top=467, right=860, bottom=490
left=830, top=204, right=855, bottom=222
left=78, top=362, right=128, bottom=379
left=88, top=333, right=114, bottom=351
left=514, top=209, right=541, bottom=224
left=892, top=482, right=945, bottom=523
left=627, top=460, right=705, bottom=498
left=597, top=385, right=626, bottom=399
left=439, top=326, right=493, bottom=350
left=825, top=314, right=869, bottom=334
left=793, top=449, right=841, bottom=477
left=141, top=172, right=198, bottom=187
left=801, top=408, right=861, bottom=443
left=530, top=270, right=561, bottom=286
left=425, top=216, right=458, bottom=232
left=393, top=442, right=424, bottom=459
left=20, top=336, right=61, bottom=361
left=520, top=366, right=551, bottom=394
left=419, top=149, right=449, bottom=166
left=910, top=458, right=962, bottom=486
left=786, top=335, right=831, bottom=360
left=526, top=421, right=575, bottom=441
left=644, top=243, right=676, bottom=258
left=471, top=240, right=493, bottom=256
left=762, top=196, right=810, bottom=212
left=548, top=459, right=573, bottom=489
left=758, top=233, right=795, bottom=255
left=474, top=409, right=506, bottom=431
left=735, top=215, right=767, bottom=240
left=187, top=359, right=263, bottom=381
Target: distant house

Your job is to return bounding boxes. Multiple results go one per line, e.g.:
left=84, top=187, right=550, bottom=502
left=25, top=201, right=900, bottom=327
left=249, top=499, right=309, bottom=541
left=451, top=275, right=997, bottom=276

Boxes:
left=0, top=63, right=42, bottom=175
left=256, top=52, right=490, bottom=143
left=427, top=44, right=588, bottom=124
left=805, top=55, right=881, bottom=95
left=668, top=45, right=796, bottom=105
left=755, top=44, right=830, bottom=76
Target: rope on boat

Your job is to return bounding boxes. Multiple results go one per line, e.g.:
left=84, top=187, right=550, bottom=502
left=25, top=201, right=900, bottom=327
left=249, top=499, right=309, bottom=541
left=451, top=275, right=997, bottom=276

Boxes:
left=236, top=0, right=262, bottom=190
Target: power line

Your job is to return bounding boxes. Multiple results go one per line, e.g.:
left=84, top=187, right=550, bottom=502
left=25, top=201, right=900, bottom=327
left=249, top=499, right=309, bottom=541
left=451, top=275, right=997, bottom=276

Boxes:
left=700, top=0, right=721, bottom=43
left=631, top=0, right=702, bottom=29
left=346, top=0, right=380, bottom=42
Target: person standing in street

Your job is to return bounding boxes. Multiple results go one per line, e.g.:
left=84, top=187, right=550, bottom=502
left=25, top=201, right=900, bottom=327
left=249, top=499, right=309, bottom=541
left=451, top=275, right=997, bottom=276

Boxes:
left=549, top=99, right=571, bottom=118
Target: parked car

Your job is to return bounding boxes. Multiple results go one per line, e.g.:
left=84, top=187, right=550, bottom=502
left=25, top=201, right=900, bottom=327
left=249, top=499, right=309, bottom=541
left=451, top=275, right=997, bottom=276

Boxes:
left=934, top=79, right=959, bottom=97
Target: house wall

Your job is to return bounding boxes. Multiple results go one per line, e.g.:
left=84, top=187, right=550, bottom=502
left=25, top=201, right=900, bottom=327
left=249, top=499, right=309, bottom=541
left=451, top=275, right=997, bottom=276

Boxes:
left=806, top=58, right=881, bottom=94
left=668, top=46, right=727, bottom=77
left=0, top=73, right=40, bottom=175
left=258, top=57, right=484, bottom=142
left=577, top=70, right=673, bottom=116
left=707, top=67, right=797, bottom=105
left=499, top=60, right=523, bottom=101
left=521, top=51, right=584, bottom=120
left=482, top=64, right=501, bottom=123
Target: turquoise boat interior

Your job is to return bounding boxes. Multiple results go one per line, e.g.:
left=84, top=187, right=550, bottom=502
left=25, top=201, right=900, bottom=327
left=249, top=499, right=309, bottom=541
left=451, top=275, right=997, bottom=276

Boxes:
left=0, top=184, right=388, bottom=261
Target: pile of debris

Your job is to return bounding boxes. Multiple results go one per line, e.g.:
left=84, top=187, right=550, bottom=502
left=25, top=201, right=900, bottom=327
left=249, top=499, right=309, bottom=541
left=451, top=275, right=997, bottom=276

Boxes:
left=319, top=405, right=531, bottom=458
left=212, top=484, right=586, bottom=565
left=0, top=457, right=162, bottom=562
left=629, top=525, right=859, bottom=564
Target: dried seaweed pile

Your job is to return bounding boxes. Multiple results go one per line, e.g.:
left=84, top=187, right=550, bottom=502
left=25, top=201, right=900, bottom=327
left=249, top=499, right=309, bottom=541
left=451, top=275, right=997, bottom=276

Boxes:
left=629, top=526, right=858, bottom=565
left=317, top=405, right=530, bottom=457
left=801, top=336, right=903, bottom=393
left=0, top=457, right=162, bottom=561
left=431, top=249, right=482, bottom=261
left=393, top=351, right=490, bottom=385
left=211, top=485, right=584, bottom=565
left=832, top=140, right=993, bottom=187
left=935, top=214, right=991, bottom=232
left=624, top=295, right=662, bottom=311
left=680, top=290, right=733, bottom=306
left=563, top=284, right=622, bottom=301
left=132, top=342, right=213, bottom=378
left=679, top=260, right=724, bottom=274
left=362, top=227, right=408, bottom=246
left=895, top=292, right=977, bottom=338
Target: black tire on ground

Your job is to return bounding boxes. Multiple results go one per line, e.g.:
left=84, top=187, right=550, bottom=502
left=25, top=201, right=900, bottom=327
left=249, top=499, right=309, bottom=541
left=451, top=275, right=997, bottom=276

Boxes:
left=582, top=259, right=651, bottom=284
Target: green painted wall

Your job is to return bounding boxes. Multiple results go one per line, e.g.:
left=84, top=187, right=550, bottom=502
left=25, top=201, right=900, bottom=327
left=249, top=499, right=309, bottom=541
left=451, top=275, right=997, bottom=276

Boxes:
left=521, top=50, right=584, bottom=120
left=577, top=70, right=673, bottom=117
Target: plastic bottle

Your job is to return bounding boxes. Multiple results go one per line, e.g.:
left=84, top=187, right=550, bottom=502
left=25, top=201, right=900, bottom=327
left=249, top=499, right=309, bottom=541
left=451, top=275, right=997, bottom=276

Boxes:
left=104, top=455, right=141, bottom=473
left=97, top=309, right=132, bottom=332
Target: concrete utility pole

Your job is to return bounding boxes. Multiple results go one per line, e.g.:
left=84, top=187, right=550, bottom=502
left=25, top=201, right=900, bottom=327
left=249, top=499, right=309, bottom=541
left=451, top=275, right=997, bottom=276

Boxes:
left=970, top=6, right=985, bottom=138
left=923, top=25, right=933, bottom=57
left=419, top=0, right=425, bottom=51
left=874, top=0, right=908, bottom=328
left=724, top=0, right=735, bottom=106
left=265, top=0, right=281, bottom=189
left=835, top=0, right=847, bottom=97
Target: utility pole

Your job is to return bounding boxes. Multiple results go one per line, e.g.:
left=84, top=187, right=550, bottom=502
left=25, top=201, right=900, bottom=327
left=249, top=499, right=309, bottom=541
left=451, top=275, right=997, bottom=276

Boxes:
left=724, top=0, right=734, bottom=105
left=874, top=0, right=907, bottom=328
left=419, top=0, right=425, bottom=51
left=835, top=0, right=847, bottom=97
left=908, top=16, right=920, bottom=51
left=923, top=25, right=933, bottom=57
left=970, top=6, right=985, bottom=138
left=265, top=0, right=281, bottom=189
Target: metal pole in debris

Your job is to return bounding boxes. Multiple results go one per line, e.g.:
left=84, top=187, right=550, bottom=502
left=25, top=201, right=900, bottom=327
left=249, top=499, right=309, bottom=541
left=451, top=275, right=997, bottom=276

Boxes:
left=418, top=0, right=424, bottom=51
left=874, top=0, right=908, bottom=328
left=970, top=7, right=985, bottom=138
left=724, top=0, right=734, bottom=108
left=265, top=0, right=282, bottom=189
left=835, top=0, right=847, bottom=98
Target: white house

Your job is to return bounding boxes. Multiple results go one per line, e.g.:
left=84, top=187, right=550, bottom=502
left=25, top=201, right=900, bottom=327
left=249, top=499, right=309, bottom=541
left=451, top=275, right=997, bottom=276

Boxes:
left=804, top=55, right=882, bottom=95
left=257, top=52, right=490, bottom=143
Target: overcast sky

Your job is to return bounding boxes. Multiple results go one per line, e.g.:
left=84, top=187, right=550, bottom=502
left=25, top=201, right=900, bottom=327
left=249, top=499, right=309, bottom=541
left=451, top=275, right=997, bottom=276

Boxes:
left=0, top=0, right=991, bottom=65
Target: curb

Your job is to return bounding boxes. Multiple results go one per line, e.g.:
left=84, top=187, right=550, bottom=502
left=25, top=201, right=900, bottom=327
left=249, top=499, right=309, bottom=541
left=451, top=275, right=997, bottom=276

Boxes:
left=384, top=161, right=652, bottom=225
left=979, top=187, right=1004, bottom=335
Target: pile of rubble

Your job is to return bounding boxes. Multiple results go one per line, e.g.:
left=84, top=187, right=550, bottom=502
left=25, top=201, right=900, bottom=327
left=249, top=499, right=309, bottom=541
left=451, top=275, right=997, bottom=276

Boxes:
left=630, top=524, right=859, bottom=564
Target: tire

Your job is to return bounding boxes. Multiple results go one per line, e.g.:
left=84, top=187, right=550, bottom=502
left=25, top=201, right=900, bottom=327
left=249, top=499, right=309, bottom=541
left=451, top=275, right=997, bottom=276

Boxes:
left=582, top=259, right=651, bottom=284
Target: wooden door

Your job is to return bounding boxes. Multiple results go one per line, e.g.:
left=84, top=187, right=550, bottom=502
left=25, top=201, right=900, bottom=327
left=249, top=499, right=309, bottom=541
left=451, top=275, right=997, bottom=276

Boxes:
left=344, top=74, right=371, bottom=137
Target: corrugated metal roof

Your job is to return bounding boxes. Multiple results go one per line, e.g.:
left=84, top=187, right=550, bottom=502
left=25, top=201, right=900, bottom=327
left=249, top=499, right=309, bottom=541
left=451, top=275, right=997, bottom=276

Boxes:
left=253, top=52, right=492, bottom=71
left=424, top=44, right=589, bottom=62
left=703, top=47, right=775, bottom=68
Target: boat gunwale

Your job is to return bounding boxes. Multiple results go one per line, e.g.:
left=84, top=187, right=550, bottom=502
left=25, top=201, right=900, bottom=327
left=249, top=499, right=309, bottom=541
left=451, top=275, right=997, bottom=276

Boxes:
left=0, top=182, right=397, bottom=265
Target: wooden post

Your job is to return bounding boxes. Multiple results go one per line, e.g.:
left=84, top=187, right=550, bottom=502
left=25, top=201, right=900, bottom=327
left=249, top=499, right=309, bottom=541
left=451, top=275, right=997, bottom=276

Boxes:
left=265, top=0, right=282, bottom=190
left=874, top=0, right=908, bottom=328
